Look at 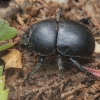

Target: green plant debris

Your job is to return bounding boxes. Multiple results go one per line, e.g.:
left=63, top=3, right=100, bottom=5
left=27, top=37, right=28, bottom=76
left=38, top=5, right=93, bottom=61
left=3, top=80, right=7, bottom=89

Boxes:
left=0, top=66, right=9, bottom=100
left=0, top=89, right=9, bottom=100
left=0, top=76, right=9, bottom=100
left=0, top=19, right=17, bottom=41
left=0, top=42, right=14, bottom=51
left=0, top=65, right=3, bottom=76
left=0, top=76, right=5, bottom=91
left=0, top=19, right=17, bottom=51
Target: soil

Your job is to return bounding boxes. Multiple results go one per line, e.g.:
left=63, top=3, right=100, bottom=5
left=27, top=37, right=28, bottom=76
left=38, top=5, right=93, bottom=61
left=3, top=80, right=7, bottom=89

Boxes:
left=0, top=0, right=100, bottom=100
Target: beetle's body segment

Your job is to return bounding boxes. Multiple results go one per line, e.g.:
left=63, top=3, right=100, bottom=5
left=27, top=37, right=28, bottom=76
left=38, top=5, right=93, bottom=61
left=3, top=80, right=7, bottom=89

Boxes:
left=57, top=20, right=95, bottom=57
left=29, top=20, right=57, bottom=56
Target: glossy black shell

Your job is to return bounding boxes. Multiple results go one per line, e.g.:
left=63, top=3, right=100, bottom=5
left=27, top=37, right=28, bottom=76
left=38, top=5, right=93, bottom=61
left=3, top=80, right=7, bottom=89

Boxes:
left=21, top=19, right=95, bottom=57
left=57, top=20, right=95, bottom=57
left=28, top=20, right=57, bottom=56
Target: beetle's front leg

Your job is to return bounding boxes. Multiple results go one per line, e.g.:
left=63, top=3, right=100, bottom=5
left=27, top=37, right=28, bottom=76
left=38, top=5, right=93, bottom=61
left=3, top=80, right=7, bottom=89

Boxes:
left=24, top=56, right=45, bottom=83
left=57, top=55, right=64, bottom=81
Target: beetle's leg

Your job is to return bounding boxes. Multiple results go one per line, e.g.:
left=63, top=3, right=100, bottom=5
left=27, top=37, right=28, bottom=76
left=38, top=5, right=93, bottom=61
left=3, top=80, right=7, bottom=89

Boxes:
left=24, top=56, right=45, bottom=83
left=56, top=8, right=62, bottom=21
left=79, top=17, right=91, bottom=25
left=69, top=57, right=95, bottom=85
left=57, top=55, right=64, bottom=81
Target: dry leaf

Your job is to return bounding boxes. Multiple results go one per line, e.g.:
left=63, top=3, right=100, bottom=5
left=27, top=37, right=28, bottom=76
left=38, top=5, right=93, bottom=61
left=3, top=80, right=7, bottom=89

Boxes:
left=1, top=49, right=22, bottom=70
left=95, top=42, right=100, bottom=54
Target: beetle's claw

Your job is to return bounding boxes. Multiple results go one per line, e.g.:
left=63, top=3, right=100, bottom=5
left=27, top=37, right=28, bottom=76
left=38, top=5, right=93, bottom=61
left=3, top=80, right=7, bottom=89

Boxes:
left=82, top=73, right=95, bottom=86
left=87, top=72, right=95, bottom=85
left=85, top=78, right=95, bottom=86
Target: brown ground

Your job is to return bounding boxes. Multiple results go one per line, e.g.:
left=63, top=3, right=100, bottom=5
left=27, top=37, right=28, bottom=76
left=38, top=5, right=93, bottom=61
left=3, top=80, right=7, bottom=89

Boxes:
left=0, top=0, right=100, bottom=100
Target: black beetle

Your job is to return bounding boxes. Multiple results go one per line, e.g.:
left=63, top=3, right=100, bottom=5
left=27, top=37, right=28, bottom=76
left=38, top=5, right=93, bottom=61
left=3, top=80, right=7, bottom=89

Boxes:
left=20, top=19, right=95, bottom=84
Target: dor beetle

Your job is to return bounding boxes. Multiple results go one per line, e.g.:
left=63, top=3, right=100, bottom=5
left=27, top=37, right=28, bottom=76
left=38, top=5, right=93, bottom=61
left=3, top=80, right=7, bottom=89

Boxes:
left=20, top=19, right=95, bottom=85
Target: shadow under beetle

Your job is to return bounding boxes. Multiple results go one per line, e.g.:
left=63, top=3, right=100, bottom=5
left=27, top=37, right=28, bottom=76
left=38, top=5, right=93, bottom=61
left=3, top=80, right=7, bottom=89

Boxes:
left=20, top=19, right=95, bottom=85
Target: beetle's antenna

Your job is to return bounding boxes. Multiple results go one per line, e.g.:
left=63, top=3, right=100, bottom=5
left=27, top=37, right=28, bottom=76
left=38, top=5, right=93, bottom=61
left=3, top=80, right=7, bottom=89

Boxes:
left=57, top=55, right=64, bottom=81
left=69, top=57, right=95, bottom=85
left=56, top=8, right=62, bottom=21
left=24, top=56, right=45, bottom=84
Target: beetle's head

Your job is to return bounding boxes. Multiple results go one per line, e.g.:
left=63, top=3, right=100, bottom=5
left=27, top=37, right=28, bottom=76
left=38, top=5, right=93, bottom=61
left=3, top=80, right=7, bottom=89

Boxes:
left=20, top=29, right=30, bottom=47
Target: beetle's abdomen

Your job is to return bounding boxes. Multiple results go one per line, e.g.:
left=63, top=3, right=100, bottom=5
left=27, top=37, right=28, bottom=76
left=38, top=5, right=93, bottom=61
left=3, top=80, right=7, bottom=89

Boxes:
left=57, top=20, right=95, bottom=57
left=29, top=20, right=57, bottom=56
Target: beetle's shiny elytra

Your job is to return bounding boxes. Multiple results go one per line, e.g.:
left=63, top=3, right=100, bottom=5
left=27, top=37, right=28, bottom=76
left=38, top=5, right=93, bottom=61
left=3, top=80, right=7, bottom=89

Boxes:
left=21, top=19, right=95, bottom=57
left=21, top=19, right=95, bottom=85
